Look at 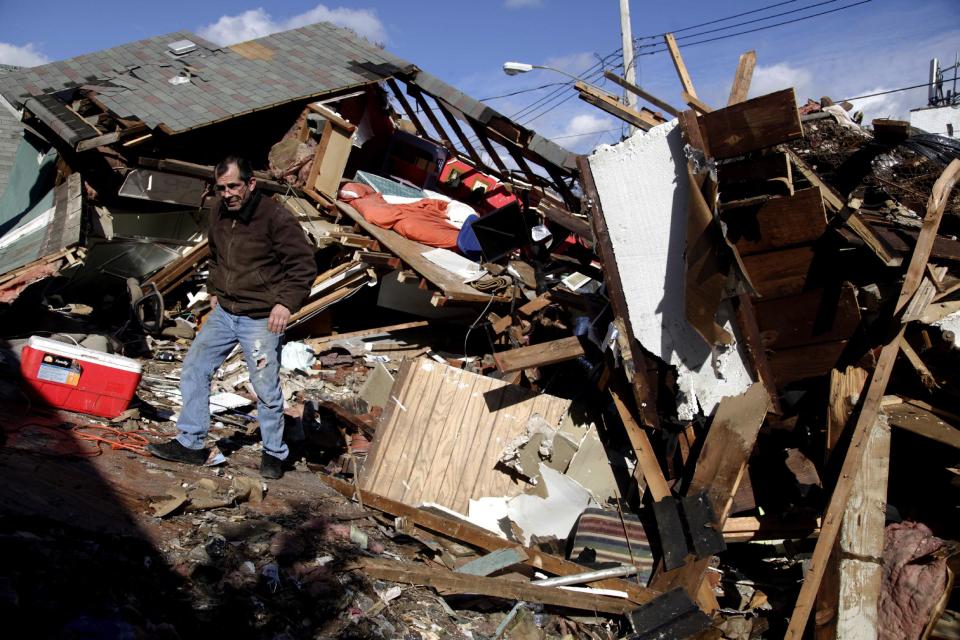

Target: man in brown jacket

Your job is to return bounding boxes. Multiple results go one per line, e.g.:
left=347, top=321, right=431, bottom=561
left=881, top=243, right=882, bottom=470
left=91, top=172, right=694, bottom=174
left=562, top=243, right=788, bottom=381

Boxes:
left=147, top=156, right=316, bottom=478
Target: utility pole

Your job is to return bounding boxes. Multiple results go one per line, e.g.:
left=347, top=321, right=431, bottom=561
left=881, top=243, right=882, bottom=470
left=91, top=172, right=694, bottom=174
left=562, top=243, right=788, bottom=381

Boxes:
left=619, top=0, right=638, bottom=134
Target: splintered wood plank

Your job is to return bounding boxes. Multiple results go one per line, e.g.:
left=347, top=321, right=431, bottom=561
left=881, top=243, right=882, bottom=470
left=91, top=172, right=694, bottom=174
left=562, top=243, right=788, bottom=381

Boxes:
left=700, top=88, right=802, bottom=159
left=835, top=417, right=889, bottom=639
left=610, top=386, right=670, bottom=501
left=650, top=383, right=771, bottom=601
left=826, top=366, right=869, bottom=461
left=664, top=33, right=697, bottom=98
left=721, top=187, right=827, bottom=255
left=493, top=336, right=586, bottom=373
left=358, top=558, right=635, bottom=614
left=754, top=284, right=861, bottom=351
left=361, top=359, right=571, bottom=514
left=885, top=401, right=960, bottom=449
left=727, top=50, right=757, bottom=106
left=321, top=474, right=660, bottom=604
left=785, top=159, right=960, bottom=639
left=741, top=245, right=816, bottom=298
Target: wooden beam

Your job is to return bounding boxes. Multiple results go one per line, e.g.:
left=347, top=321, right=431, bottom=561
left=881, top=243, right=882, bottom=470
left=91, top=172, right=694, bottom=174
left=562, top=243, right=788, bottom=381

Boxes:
left=493, top=336, right=586, bottom=373
left=649, top=384, right=771, bottom=604
left=699, top=89, right=802, bottom=159
left=785, top=148, right=901, bottom=267
left=575, top=81, right=660, bottom=131
left=470, top=124, right=511, bottom=176
left=898, top=336, right=940, bottom=390
left=885, top=400, right=960, bottom=449
left=537, top=202, right=593, bottom=242
left=816, top=416, right=890, bottom=639
left=609, top=386, right=671, bottom=501
left=785, top=158, right=960, bottom=639
left=433, top=99, right=487, bottom=169
left=664, top=33, right=697, bottom=98
left=835, top=417, right=889, bottom=638
left=385, top=78, right=431, bottom=140
left=318, top=474, right=659, bottom=604
left=681, top=91, right=713, bottom=115
left=75, top=123, right=149, bottom=152
left=727, top=51, right=757, bottom=106
left=602, top=71, right=680, bottom=117
left=357, top=558, right=635, bottom=614
left=137, top=157, right=286, bottom=193
left=407, top=87, right=454, bottom=148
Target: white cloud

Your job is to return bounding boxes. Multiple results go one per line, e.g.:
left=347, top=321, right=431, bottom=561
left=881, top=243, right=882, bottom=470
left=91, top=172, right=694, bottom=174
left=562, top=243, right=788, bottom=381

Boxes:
left=554, top=113, right=614, bottom=140
left=0, top=42, right=50, bottom=67
left=505, top=0, right=544, bottom=8
left=198, top=4, right=387, bottom=47
left=749, top=63, right=813, bottom=100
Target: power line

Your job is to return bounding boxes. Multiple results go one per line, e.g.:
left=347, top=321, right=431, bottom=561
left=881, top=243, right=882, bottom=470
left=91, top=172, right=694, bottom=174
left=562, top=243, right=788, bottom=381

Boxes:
left=634, top=0, right=800, bottom=40
left=838, top=75, right=958, bottom=103
left=636, top=0, right=873, bottom=56
left=551, top=127, right=621, bottom=140
left=635, top=0, right=845, bottom=49
left=479, top=81, right=569, bottom=102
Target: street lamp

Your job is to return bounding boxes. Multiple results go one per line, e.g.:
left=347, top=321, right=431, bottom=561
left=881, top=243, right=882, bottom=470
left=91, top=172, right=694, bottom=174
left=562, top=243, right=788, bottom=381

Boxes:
left=502, top=61, right=584, bottom=84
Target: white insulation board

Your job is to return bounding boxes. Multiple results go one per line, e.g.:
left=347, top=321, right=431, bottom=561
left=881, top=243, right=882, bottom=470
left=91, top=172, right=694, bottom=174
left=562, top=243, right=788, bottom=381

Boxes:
left=588, top=120, right=753, bottom=418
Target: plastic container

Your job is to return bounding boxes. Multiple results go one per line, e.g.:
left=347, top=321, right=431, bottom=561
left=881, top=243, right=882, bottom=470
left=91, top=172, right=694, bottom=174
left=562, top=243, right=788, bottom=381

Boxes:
left=20, top=336, right=143, bottom=418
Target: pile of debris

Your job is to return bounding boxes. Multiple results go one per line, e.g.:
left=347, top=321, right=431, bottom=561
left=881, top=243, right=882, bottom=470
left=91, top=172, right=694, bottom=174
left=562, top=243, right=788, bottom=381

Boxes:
left=1, top=22, right=959, bottom=640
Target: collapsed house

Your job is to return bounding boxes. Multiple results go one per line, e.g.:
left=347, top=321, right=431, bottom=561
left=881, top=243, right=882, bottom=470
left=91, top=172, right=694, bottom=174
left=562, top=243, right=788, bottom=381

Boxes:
left=0, top=21, right=958, bottom=640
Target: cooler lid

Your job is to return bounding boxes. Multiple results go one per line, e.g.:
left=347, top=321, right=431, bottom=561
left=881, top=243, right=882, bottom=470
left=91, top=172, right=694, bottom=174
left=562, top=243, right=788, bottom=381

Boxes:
left=27, top=336, right=143, bottom=374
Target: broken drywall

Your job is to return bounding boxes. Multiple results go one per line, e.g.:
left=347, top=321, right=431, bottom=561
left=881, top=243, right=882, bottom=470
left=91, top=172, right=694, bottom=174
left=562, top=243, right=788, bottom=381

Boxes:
left=468, top=465, right=596, bottom=545
left=588, top=120, right=753, bottom=419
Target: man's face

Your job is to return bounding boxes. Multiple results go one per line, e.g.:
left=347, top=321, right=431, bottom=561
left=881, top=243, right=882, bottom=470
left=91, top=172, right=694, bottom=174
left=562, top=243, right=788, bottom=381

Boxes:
left=215, top=164, right=255, bottom=211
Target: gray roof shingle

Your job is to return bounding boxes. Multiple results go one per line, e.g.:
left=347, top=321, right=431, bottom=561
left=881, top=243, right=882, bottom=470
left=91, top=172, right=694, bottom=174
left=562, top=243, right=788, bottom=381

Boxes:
left=0, top=23, right=406, bottom=135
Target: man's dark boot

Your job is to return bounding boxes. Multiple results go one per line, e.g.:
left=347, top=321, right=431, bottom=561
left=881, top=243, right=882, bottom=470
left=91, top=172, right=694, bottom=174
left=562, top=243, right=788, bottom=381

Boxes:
left=260, top=452, right=285, bottom=479
left=147, top=439, right=207, bottom=465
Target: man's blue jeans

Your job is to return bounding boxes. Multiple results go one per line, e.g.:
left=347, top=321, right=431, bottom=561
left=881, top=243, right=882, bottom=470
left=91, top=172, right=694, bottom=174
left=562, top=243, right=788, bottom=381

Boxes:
left=175, top=305, right=288, bottom=460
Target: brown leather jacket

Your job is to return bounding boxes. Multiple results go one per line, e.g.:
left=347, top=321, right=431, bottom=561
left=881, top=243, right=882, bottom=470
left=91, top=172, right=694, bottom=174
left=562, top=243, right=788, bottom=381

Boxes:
left=207, top=190, right=316, bottom=318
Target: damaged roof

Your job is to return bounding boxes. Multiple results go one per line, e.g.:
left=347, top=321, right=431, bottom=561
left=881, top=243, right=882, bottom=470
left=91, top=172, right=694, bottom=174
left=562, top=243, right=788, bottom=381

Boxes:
left=0, top=23, right=407, bottom=135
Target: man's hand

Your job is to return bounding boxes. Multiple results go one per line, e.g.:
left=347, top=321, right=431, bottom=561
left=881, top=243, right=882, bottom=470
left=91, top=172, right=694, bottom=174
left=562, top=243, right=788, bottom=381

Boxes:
left=268, top=303, right=291, bottom=334
left=209, top=294, right=218, bottom=309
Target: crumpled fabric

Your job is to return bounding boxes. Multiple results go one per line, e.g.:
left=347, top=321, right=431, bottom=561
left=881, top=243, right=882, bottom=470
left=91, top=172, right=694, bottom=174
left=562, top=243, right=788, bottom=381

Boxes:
left=878, top=521, right=948, bottom=640
left=339, top=182, right=460, bottom=249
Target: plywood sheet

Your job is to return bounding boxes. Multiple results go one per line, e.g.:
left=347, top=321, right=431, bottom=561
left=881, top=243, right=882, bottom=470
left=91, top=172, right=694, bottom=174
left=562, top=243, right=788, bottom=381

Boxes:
left=361, top=358, right=572, bottom=514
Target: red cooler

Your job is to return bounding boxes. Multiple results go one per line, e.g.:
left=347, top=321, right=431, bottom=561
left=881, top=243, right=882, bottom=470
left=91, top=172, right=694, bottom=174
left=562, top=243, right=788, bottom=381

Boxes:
left=20, top=336, right=143, bottom=418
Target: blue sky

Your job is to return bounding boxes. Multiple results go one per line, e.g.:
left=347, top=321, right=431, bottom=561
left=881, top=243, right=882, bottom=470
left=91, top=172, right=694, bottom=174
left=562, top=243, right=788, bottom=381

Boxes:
left=1, top=0, right=957, bottom=152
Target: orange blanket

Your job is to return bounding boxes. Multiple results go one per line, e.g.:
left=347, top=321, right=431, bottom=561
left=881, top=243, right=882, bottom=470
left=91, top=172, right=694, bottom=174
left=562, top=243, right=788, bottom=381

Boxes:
left=339, top=182, right=460, bottom=249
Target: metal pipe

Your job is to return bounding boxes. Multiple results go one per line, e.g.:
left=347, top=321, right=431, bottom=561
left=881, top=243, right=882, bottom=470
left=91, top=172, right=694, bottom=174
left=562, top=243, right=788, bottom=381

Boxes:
left=530, top=564, right=640, bottom=587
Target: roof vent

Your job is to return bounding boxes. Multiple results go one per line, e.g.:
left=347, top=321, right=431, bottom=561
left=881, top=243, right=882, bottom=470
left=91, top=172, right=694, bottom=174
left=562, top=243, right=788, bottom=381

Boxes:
left=167, top=40, right=197, bottom=56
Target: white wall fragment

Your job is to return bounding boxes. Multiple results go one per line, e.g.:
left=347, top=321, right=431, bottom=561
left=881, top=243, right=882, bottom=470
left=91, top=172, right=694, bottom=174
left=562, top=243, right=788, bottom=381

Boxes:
left=588, top=121, right=754, bottom=418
